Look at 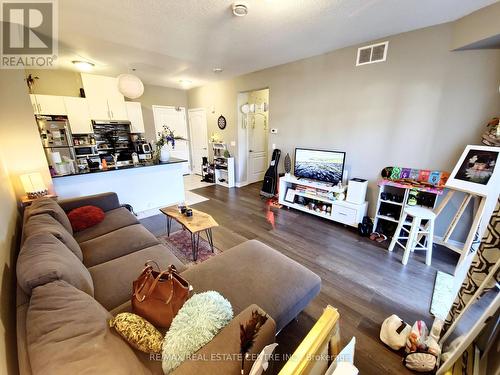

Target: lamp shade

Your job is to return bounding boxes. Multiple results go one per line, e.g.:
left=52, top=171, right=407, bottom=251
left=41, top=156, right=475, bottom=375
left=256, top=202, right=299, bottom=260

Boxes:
left=20, top=172, right=48, bottom=199
left=117, top=74, right=144, bottom=99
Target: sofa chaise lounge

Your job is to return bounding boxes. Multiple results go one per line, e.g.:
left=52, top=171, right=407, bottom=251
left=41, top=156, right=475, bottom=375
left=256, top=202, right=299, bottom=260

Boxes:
left=16, top=192, right=321, bottom=374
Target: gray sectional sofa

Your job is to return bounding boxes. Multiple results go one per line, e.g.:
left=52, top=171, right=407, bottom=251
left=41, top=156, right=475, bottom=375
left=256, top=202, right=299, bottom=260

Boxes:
left=16, top=192, right=321, bottom=374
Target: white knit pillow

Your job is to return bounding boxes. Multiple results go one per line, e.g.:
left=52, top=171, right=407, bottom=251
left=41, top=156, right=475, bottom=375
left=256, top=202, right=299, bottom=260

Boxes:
left=162, top=291, right=233, bottom=374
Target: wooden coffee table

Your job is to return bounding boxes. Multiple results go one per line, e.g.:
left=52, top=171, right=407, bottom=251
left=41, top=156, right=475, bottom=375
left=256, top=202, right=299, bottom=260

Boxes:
left=159, top=206, right=218, bottom=261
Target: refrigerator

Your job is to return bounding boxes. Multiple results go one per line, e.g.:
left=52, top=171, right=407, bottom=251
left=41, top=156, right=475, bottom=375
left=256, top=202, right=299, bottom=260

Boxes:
left=36, top=116, right=76, bottom=175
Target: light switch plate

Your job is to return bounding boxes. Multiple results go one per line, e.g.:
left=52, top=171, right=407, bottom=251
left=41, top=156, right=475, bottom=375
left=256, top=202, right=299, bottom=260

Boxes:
left=230, top=141, right=236, bottom=146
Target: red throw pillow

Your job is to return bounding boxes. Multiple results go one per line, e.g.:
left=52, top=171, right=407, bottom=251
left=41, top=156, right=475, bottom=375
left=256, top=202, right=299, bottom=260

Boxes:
left=67, top=205, right=105, bottom=232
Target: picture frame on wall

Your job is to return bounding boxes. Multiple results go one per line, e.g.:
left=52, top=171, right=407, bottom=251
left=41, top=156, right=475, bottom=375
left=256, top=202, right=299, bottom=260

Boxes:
left=446, top=145, right=500, bottom=197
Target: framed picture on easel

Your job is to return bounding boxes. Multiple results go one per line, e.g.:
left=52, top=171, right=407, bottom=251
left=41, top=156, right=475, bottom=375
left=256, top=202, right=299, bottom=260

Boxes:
left=445, top=145, right=500, bottom=197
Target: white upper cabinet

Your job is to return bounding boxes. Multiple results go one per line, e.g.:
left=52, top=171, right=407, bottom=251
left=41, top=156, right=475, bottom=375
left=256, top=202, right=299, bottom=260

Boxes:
left=107, top=95, right=128, bottom=120
left=64, top=97, right=93, bottom=134
left=81, top=73, right=128, bottom=121
left=125, top=101, right=145, bottom=133
left=30, top=94, right=66, bottom=115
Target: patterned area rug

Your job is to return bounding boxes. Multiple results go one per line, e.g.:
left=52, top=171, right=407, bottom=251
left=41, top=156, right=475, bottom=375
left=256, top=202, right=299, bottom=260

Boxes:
left=157, top=230, right=221, bottom=267
left=430, top=271, right=455, bottom=320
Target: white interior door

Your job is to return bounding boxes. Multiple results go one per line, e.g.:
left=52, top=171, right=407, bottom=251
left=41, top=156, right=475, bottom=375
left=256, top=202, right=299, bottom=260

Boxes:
left=152, top=105, right=190, bottom=174
left=247, top=113, right=268, bottom=183
left=188, top=108, right=208, bottom=175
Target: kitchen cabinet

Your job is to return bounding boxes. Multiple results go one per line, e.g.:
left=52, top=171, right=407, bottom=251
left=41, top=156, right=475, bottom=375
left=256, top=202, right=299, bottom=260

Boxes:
left=81, top=73, right=128, bottom=121
left=107, top=96, right=128, bottom=120
left=64, top=97, right=93, bottom=134
left=30, top=94, right=66, bottom=115
left=125, top=101, right=145, bottom=133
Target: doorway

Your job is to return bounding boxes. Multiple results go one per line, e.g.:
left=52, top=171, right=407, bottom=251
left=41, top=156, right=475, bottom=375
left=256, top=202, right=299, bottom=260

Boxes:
left=187, top=108, right=209, bottom=175
left=237, top=88, right=269, bottom=185
left=152, top=105, right=191, bottom=174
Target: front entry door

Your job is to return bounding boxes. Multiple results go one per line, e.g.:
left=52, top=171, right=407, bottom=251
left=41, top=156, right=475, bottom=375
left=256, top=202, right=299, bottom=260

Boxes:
left=248, top=113, right=268, bottom=183
left=188, top=108, right=208, bottom=175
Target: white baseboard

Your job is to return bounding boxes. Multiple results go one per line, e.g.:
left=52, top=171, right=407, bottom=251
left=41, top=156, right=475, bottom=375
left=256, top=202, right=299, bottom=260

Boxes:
left=235, top=181, right=249, bottom=188
left=136, top=207, right=163, bottom=219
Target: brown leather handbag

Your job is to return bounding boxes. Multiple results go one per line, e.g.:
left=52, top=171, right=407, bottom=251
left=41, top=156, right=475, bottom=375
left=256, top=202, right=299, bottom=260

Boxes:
left=132, top=261, right=191, bottom=328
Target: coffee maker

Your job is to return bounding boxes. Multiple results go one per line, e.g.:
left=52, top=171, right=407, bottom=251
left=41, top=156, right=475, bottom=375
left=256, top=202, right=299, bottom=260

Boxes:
left=131, top=135, right=153, bottom=161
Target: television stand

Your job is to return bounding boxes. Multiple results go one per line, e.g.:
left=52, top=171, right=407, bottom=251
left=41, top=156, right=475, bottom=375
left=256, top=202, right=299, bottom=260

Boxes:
left=297, top=177, right=335, bottom=188
left=278, top=175, right=368, bottom=227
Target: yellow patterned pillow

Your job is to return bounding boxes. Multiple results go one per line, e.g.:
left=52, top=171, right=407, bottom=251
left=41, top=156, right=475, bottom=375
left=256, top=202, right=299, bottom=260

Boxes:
left=109, top=313, right=163, bottom=353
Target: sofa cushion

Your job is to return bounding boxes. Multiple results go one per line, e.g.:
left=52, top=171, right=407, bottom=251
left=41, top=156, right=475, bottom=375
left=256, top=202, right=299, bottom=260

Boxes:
left=24, top=213, right=83, bottom=260
left=67, top=205, right=105, bottom=232
left=89, top=244, right=186, bottom=311
left=27, top=197, right=73, bottom=235
left=109, top=312, right=164, bottom=354
left=73, top=207, right=139, bottom=243
left=80, top=224, right=160, bottom=267
left=172, top=304, right=276, bottom=375
left=58, top=192, right=120, bottom=213
left=17, top=233, right=93, bottom=296
left=181, top=239, right=321, bottom=332
left=162, top=291, right=233, bottom=374
left=26, top=280, right=149, bottom=375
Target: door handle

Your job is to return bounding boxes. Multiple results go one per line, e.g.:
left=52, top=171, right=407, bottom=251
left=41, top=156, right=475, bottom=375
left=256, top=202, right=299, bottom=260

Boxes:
left=249, top=150, right=254, bottom=153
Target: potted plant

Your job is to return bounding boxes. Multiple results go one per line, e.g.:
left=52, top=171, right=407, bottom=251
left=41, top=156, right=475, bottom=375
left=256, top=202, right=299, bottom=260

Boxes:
left=155, top=125, right=185, bottom=162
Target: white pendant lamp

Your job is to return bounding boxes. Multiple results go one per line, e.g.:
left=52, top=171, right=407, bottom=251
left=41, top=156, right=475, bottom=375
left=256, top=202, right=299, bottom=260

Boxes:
left=117, top=73, right=144, bottom=99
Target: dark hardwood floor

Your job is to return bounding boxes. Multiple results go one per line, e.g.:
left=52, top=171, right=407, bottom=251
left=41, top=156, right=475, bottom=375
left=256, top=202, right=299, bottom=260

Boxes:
left=141, top=182, right=460, bottom=374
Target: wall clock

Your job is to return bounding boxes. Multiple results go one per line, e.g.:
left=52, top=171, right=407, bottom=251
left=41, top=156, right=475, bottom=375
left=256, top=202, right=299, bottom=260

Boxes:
left=217, top=115, right=227, bottom=130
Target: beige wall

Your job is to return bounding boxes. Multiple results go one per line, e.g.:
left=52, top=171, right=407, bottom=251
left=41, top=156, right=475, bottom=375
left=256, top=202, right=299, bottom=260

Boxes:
left=0, top=70, right=52, bottom=196
left=25, top=69, right=188, bottom=144
left=25, top=69, right=83, bottom=97
left=452, top=1, right=500, bottom=50
left=0, top=151, right=20, bottom=375
left=0, top=70, right=47, bottom=375
left=188, top=22, right=500, bottom=221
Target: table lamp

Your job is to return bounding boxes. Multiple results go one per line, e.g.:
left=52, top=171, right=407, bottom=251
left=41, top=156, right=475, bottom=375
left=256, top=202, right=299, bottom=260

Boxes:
left=20, top=172, right=48, bottom=199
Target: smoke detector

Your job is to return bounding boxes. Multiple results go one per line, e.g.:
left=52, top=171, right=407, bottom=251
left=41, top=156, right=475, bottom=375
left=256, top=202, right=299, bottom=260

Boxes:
left=232, top=3, right=248, bottom=17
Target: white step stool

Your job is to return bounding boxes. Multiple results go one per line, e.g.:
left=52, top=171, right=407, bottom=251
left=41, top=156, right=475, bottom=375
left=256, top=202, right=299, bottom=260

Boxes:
left=388, top=205, right=436, bottom=265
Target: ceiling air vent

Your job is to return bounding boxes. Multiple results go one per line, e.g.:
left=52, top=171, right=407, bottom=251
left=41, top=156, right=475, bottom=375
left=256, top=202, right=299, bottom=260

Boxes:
left=356, top=41, right=388, bottom=66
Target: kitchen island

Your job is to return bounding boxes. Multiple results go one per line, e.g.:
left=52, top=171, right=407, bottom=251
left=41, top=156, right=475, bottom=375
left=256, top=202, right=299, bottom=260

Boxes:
left=52, top=158, right=187, bottom=216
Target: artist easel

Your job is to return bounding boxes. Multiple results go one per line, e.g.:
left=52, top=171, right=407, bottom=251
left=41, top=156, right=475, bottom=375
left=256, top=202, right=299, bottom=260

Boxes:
left=431, top=189, right=487, bottom=274
left=435, top=145, right=500, bottom=275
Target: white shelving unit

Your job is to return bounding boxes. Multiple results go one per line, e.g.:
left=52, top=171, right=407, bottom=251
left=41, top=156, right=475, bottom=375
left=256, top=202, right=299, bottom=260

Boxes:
left=278, top=175, right=368, bottom=227
left=215, top=157, right=235, bottom=188
left=373, top=183, right=438, bottom=232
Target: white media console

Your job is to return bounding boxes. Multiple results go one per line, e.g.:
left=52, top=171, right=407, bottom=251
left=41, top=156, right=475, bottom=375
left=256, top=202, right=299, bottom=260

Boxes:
left=278, top=175, right=368, bottom=227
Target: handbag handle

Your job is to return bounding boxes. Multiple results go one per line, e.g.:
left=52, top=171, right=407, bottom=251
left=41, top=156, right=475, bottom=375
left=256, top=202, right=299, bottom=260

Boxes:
left=134, top=267, right=175, bottom=304
left=134, top=261, right=172, bottom=297
left=145, top=260, right=161, bottom=272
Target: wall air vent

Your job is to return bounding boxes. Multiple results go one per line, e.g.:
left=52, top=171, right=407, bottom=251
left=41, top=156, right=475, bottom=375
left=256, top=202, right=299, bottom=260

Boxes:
left=356, top=41, right=388, bottom=66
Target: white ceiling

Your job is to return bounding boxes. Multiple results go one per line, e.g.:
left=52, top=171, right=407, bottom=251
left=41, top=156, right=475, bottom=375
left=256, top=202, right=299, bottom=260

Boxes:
left=56, top=0, right=497, bottom=90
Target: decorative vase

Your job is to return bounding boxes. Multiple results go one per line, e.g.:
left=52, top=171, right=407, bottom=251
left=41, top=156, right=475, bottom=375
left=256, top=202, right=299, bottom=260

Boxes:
left=284, top=153, right=291, bottom=175
left=160, top=144, right=170, bottom=162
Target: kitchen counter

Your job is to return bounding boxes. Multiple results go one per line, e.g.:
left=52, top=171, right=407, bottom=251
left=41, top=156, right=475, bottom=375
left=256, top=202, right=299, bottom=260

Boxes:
left=52, top=158, right=187, bottom=178
left=52, top=158, right=187, bottom=215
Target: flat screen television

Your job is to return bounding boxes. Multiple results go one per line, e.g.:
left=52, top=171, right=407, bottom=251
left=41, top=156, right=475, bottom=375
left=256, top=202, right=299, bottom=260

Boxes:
left=294, top=148, right=346, bottom=184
